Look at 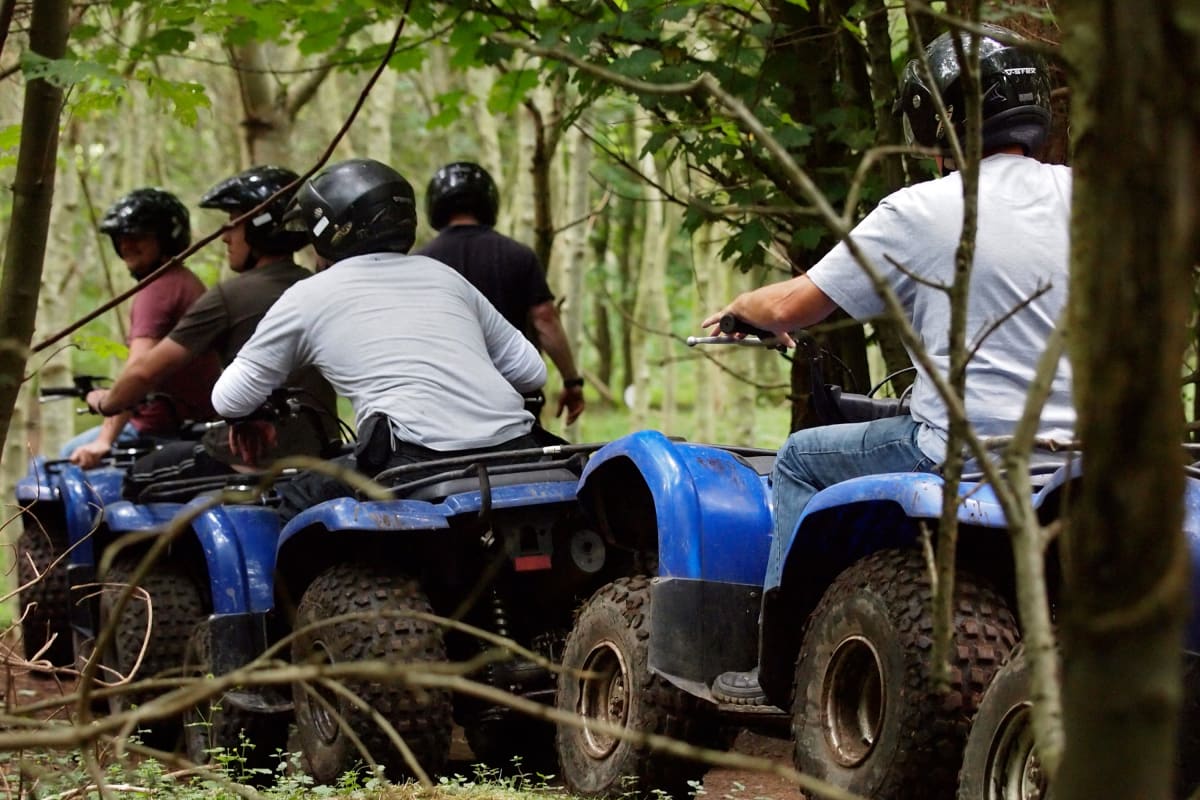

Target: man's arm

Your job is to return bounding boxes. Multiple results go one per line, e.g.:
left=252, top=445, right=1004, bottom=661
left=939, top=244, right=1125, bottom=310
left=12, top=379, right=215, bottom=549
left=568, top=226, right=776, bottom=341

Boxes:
left=71, top=336, right=161, bottom=468
left=701, top=275, right=838, bottom=343
left=473, top=290, right=546, bottom=393
left=212, top=357, right=282, bottom=419
left=529, top=300, right=585, bottom=424
left=85, top=337, right=194, bottom=416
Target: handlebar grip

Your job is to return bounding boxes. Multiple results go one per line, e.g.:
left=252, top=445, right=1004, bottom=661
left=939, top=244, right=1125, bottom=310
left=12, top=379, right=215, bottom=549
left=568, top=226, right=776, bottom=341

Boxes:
left=40, top=387, right=84, bottom=398
left=719, top=314, right=775, bottom=339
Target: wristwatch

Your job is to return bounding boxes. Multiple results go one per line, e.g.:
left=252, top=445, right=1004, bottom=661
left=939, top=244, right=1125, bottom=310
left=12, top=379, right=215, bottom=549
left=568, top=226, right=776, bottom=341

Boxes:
left=564, top=377, right=585, bottom=389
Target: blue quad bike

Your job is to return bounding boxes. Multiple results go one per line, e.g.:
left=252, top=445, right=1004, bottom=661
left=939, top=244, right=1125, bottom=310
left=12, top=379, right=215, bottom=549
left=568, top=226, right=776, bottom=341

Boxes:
left=550, top=322, right=1068, bottom=800
left=265, top=442, right=611, bottom=783
left=15, top=376, right=180, bottom=667
left=73, top=470, right=292, bottom=756
left=16, top=447, right=142, bottom=666
left=76, top=393, right=337, bottom=757
left=553, top=427, right=1090, bottom=800
left=258, top=438, right=772, bottom=785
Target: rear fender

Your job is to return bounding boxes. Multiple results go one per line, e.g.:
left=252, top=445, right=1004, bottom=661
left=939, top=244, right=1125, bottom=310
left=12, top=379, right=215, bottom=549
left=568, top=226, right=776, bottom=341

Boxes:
left=577, top=430, right=772, bottom=584
left=97, top=499, right=281, bottom=616
left=766, top=471, right=1012, bottom=592
left=189, top=502, right=281, bottom=615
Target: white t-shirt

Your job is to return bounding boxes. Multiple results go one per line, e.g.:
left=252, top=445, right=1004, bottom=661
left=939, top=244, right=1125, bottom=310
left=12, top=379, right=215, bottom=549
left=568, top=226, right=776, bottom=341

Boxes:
left=212, top=253, right=547, bottom=451
left=808, top=154, right=1075, bottom=460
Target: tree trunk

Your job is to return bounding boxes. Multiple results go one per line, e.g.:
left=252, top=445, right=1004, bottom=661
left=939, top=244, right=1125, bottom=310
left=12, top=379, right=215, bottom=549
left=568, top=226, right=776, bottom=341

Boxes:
left=0, top=0, right=70, bottom=466
left=1058, top=4, right=1198, bottom=798
left=560, top=115, right=592, bottom=440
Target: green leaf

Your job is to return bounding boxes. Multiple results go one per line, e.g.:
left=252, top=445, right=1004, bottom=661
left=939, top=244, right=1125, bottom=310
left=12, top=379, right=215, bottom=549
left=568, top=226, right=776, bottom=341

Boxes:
left=487, top=69, right=540, bottom=114
left=145, top=27, right=195, bottom=54
left=780, top=0, right=810, bottom=8
left=140, top=74, right=212, bottom=127
left=609, top=47, right=660, bottom=78
left=73, top=334, right=128, bottom=361
left=427, top=90, right=469, bottom=129
left=20, top=52, right=122, bottom=89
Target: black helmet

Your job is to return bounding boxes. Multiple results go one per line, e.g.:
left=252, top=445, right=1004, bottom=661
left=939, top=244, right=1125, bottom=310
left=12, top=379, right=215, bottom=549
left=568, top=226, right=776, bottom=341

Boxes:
left=426, top=161, right=499, bottom=230
left=896, top=23, right=1051, bottom=155
left=98, top=188, right=191, bottom=258
left=282, top=158, right=417, bottom=262
left=199, top=165, right=308, bottom=253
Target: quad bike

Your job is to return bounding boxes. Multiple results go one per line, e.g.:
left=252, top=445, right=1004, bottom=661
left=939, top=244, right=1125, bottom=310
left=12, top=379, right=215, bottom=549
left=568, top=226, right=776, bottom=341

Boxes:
left=268, top=441, right=618, bottom=783
left=551, top=318, right=1066, bottom=800
left=65, top=389, right=333, bottom=754
left=16, top=376, right=172, bottom=666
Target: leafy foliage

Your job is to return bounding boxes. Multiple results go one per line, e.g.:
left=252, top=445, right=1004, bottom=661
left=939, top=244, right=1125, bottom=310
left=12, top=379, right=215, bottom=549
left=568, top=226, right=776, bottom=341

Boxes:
left=24, top=0, right=914, bottom=271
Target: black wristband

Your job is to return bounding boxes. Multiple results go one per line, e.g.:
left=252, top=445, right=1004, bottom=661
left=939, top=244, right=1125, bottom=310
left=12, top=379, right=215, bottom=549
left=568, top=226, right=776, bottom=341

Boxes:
left=564, top=377, right=584, bottom=389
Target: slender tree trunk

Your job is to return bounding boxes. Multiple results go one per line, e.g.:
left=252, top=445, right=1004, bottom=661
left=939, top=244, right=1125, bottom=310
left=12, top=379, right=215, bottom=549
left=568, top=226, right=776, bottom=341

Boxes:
left=0, top=0, right=70, bottom=466
left=1058, top=4, right=1199, bottom=798
left=560, top=116, right=592, bottom=440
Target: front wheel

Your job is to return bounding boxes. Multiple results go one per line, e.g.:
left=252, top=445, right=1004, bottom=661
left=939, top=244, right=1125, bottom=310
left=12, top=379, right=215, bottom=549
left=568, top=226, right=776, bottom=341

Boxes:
left=958, top=646, right=1049, bottom=800
left=555, top=576, right=728, bottom=798
left=291, top=562, right=452, bottom=784
left=791, top=548, right=1018, bottom=800
left=17, top=518, right=73, bottom=667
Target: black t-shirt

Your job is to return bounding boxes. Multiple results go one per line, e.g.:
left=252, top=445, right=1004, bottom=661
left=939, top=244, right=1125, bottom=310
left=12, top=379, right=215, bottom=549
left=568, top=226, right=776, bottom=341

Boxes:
left=416, top=225, right=553, bottom=339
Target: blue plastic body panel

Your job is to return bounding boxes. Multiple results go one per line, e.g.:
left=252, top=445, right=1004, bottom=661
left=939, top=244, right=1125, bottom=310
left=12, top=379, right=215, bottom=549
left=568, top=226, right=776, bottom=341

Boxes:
left=101, top=498, right=281, bottom=616
left=276, top=480, right=579, bottom=554
left=17, top=459, right=127, bottom=564
left=577, top=430, right=773, bottom=585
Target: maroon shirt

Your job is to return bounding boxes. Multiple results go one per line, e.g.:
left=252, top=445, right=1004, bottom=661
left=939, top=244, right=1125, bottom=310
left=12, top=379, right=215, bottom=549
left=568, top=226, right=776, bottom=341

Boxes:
left=127, top=265, right=221, bottom=433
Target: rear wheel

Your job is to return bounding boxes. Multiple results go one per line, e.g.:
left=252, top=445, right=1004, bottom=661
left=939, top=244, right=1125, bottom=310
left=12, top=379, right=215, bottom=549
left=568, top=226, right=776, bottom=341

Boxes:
left=17, top=517, right=72, bottom=667
left=792, top=548, right=1018, bottom=800
left=291, top=562, right=452, bottom=784
left=99, top=555, right=207, bottom=748
left=556, top=577, right=729, bottom=798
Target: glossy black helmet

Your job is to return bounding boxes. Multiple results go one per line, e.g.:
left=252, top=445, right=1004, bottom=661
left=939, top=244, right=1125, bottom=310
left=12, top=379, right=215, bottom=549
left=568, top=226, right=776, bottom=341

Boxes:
left=426, top=161, right=499, bottom=230
left=282, top=158, right=417, bottom=262
left=897, top=23, right=1051, bottom=155
left=200, top=165, right=308, bottom=253
left=98, top=188, right=191, bottom=258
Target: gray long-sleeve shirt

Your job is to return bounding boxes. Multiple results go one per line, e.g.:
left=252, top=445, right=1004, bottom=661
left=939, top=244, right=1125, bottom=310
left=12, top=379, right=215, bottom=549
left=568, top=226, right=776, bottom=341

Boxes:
left=212, top=253, right=546, bottom=451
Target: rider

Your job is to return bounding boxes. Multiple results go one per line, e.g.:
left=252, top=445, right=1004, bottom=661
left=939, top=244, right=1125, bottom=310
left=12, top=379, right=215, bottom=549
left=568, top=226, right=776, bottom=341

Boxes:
left=210, top=158, right=555, bottom=521
left=417, top=162, right=586, bottom=425
left=85, top=166, right=342, bottom=491
left=705, top=23, right=1076, bottom=704
left=65, top=188, right=221, bottom=467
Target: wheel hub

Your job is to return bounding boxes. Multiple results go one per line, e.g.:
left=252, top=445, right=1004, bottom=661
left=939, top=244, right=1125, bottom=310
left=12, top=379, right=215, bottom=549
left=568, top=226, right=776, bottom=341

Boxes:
left=821, top=635, right=885, bottom=766
left=308, top=639, right=343, bottom=745
left=986, top=703, right=1045, bottom=800
left=576, top=639, right=629, bottom=759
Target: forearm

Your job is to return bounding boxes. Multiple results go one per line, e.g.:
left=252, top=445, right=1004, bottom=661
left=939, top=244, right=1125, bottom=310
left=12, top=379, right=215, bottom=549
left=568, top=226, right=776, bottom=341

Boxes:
left=721, top=275, right=837, bottom=332
left=531, top=306, right=580, bottom=382
left=93, top=411, right=133, bottom=446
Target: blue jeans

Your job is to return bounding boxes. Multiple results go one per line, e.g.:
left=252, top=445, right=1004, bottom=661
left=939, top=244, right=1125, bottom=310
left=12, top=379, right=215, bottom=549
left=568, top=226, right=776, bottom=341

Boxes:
left=768, top=414, right=938, bottom=579
left=59, top=421, right=142, bottom=459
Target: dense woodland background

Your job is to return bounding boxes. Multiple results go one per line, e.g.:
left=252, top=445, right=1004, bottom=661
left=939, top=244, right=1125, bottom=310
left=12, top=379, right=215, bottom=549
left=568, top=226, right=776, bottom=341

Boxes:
left=1, top=2, right=1198, bottom=799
